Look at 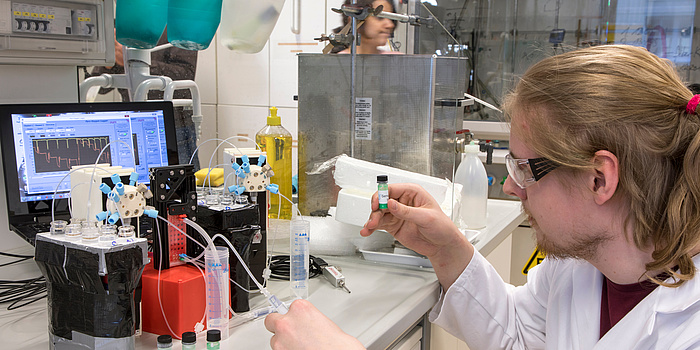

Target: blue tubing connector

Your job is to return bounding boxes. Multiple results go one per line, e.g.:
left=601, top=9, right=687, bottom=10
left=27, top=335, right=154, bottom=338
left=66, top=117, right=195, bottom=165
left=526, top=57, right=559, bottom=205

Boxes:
left=241, top=162, right=250, bottom=173
left=235, top=168, right=246, bottom=178
left=110, top=173, right=122, bottom=185
left=108, top=191, right=120, bottom=203
left=96, top=211, right=109, bottom=222
left=107, top=212, right=120, bottom=225
left=235, top=185, right=246, bottom=195
left=267, top=184, right=279, bottom=194
left=227, top=184, right=237, bottom=193
left=99, top=183, right=112, bottom=194
left=242, top=155, right=249, bottom=164
left=231, top=162, right=241, bottom=170
left=129, top=172, right=139, bottom=186
left=115, top=182, right=125, bottom=195
left=258, top=155, right=267, bottom=166
left=144, top=209, right=158, bottom=218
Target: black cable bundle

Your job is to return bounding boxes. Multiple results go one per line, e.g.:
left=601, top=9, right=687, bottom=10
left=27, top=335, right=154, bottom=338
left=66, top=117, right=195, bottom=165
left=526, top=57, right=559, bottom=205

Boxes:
left=268, top=255, right=328, bottom=280
left=0, top=252, right=47, bottom=310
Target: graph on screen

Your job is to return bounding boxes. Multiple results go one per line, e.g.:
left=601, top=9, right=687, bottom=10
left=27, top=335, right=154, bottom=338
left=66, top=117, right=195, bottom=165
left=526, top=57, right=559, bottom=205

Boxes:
left=32, top=136, right=112, bottom=173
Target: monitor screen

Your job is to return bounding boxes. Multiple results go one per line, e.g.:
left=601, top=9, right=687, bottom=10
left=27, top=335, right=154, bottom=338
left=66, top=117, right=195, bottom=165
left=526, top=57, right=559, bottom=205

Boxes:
left=0, top=102, right=179, bottom=235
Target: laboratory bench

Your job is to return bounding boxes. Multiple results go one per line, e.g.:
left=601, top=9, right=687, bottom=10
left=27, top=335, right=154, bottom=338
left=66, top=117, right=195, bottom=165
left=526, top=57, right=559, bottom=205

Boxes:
left=0, top=199, right=523, bottom=350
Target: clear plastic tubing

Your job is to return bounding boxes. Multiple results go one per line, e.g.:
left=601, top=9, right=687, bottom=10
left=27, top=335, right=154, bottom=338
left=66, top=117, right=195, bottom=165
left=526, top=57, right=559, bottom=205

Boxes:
left=205, top=246, right=230, bottom=340
left=290, top=219, right=310, bottom=299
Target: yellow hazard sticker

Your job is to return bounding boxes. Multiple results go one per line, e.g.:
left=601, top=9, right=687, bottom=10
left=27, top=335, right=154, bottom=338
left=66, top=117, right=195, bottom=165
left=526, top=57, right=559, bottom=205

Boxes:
left=522, top=249, right=546, bottom=275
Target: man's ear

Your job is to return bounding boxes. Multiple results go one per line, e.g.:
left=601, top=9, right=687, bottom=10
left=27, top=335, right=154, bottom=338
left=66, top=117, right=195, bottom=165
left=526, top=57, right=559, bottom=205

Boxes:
left=590, top=150, right=619, bottom=205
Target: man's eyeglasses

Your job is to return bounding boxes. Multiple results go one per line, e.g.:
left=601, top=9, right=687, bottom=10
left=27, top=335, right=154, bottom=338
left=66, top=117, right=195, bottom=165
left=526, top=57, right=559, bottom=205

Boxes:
left=505, top=153, right=559, bottom=189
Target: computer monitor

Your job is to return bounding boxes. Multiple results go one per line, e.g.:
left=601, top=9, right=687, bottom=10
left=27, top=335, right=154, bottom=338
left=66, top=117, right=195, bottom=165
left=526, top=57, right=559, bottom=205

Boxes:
left=0, top=101, right=180, bottom=243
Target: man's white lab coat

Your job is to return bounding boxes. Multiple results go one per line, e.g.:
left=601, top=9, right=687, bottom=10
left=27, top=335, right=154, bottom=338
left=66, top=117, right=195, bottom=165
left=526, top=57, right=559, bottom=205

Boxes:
left=429, top=250, right=700, bottom=349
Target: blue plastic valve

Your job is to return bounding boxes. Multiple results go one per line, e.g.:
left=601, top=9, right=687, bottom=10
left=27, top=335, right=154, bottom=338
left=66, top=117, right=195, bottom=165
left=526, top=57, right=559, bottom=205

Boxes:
left=108, top=191, right=120, bottom=203
left=110, top=173, right=122, bottom=185
left=258, top=155, right=267, bottom=166
left=96, top=211, right=109, bottom=222
left=144, top=209, right=158, bottom=218
left=115, top=182, right=125, bottom=195
left=241, top=162, right=251, bottom=173
left=99, top=183, right=111, bottom=194
left=129, top=172, right=139, bottom=186
left=107, top=212, right=120, bottom=225
left=267, top=184, right=279, bottom=194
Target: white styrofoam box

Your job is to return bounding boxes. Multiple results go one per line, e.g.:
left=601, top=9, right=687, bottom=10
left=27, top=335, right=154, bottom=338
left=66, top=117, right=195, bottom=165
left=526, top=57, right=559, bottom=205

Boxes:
left=194, top=33, right=218, bottom=105
left=197, top=104, right=218, bottom=166
left=334, top=187, right=373, bottom=227
left=307, top=215, right=358, bottom=256
left=269, top=0, right=327, bottom=108
left=216, top=34, right=270, bottom=106
left=70, top=165, right=133, bottom=222
left=333, top=155, right=453, bottom=206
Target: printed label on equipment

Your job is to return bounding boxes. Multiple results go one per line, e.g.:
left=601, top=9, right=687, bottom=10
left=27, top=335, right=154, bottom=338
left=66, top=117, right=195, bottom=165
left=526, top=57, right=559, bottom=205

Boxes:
left=355, top=97, right=372, bottom=140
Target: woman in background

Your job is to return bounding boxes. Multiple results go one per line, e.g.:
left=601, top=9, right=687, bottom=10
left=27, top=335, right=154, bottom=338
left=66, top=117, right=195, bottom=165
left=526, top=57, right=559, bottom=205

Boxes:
left=334, top=0, right=401, bottom=54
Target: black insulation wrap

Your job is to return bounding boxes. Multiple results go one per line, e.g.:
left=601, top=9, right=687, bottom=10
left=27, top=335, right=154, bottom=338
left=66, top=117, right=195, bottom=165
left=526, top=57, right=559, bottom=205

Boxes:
left=34, top=240, right=144, bottom=340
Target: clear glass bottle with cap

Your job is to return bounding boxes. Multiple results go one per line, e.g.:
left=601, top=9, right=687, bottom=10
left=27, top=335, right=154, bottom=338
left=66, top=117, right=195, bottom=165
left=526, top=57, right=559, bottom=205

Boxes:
left=157, top=335, right=173, bottom=349
left=181, top=331, right=196, bottom=350
left=206, top=329, right=221, bottom=350
left=255, top=107, right=293, bottom=220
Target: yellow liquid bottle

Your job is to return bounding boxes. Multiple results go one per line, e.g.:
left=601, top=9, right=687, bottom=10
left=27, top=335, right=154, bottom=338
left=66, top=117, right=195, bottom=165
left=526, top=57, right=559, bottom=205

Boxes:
left=256, top=107, right=292, bottom=220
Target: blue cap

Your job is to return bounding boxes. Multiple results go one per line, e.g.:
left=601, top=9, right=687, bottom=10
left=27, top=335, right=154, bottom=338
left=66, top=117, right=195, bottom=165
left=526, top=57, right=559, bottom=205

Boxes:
left=267, top=184, right=279, bottom=194
left=129, top=172, right=139, bottom=186
left=258, top=155, right=267, bottom=166
left=99, top=183, right=111, bottom=194
left=108, top=191, right=120, bottom=203
left=110, top=173, right=122, bottom=185
left=231, top=163, right=240, bottom=170
left=235, top=185, right=246, bottom=195
left=115, top=182, right=125, bottom=195
left=144, top=209, right=158, bottom=218
left=107, top=212, right=120, bottom=225
left=242, top=155, right=249, bottom=163
left=96, top=211, right=109, bottom=221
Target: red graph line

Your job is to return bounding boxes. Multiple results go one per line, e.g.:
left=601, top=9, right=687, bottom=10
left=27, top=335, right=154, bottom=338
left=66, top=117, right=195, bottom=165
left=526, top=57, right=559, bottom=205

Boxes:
left=33, top=137, right=111, bottom=170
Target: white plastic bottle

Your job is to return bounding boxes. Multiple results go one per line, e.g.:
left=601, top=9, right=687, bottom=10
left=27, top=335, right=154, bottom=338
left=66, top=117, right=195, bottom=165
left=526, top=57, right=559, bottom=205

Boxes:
left=454, top=141, right=488, bottom=229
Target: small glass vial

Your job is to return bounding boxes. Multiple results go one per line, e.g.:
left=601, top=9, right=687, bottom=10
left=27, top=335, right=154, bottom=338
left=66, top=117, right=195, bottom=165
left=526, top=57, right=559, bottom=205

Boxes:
left=65, top=223, right=82, bottom=241
left=81, top=226, right=100, bottom=244
left=157, top=334, right=173, bottom=349
left=118, top=225, right=135, bottom=238
left=377, top=175, right=389, bottom=209
left=205, top=193, right=220, bottom=206
left=181, top=331, right=196, bottom=350
left=99, top=224, right=118, bottom=247
left=50, top=220, right=67, bottom=235
left=206, top=329, right=221, bottom=350
left=220, top=194, right=233, bottom=206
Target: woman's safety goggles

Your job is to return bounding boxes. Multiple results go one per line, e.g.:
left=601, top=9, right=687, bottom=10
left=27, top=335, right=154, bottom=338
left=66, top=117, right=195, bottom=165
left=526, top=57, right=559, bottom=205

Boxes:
left=505, top=153, right=558, bottom=189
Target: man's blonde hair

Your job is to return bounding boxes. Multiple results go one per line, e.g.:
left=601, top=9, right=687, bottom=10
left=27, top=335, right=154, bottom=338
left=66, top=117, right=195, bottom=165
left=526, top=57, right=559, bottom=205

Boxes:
left=504, top=45, right=699, bottom=286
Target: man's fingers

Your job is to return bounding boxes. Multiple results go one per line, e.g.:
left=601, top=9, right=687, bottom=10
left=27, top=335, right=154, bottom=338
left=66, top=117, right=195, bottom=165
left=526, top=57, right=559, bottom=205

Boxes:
left=264, top=312, right=282, bottom=334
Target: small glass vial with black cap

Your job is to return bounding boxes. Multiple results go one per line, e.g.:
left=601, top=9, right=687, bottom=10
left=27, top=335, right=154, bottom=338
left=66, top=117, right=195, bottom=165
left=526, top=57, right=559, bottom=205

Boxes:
left=157, top=335, right=173, bottom=349
left=377, top=175, right=389, bottom=209
left=181, top=331, right=196, bottom=350
left=207, top=329, right=221, bottom=350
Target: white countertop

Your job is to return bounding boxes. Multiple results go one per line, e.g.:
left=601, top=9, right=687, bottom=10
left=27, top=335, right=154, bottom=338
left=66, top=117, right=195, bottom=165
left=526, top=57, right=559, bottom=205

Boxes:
left=0, top=199, right=524, bottom=350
